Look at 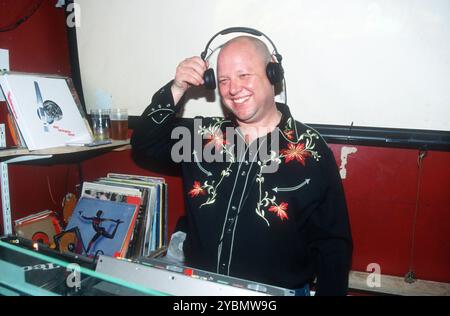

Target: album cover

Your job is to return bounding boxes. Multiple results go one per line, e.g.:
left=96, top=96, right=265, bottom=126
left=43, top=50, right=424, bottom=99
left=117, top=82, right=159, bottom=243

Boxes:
left=0, top=71, right=93, bottom=150
left=81, top=181, right=142, bottom=205
left=107, top=172, right=166, bottom=184
left=54, top=227, right=85, bottom=255
left=105, top=173, right=166, bottom=248
left=95, top=178, right=151, bottom=258
left=14, top=210, right=63, bottom=246
left=65, top=197, right=139, bottom=258
left=97, top=177, right=162, bottom=256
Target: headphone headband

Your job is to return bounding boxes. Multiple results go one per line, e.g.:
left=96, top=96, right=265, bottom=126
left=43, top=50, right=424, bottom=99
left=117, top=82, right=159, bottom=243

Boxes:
left=200, top=26, right=282, bottom=64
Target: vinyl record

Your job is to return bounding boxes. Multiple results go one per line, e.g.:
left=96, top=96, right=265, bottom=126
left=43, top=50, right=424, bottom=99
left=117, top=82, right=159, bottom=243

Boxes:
left=32, top=231, right=49, bottom=244
left=54, top=228, right=84, bottom=254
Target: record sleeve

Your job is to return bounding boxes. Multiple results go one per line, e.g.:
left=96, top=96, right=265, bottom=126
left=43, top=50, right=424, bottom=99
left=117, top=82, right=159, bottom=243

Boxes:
left=0, top=71, right=93, bottom=150
left=65, top=197, right=139, bottom=258
left=14, top=210, right=63, bottom=246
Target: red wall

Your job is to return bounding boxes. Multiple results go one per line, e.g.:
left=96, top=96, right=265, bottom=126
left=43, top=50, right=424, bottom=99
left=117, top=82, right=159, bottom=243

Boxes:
left=0, top=0, right=71, bottom=74
left=0, top=1, right=449, bottom=285
left=0, top=1, right=75, bottom=225
left=329, top=144, right=450, bottom=283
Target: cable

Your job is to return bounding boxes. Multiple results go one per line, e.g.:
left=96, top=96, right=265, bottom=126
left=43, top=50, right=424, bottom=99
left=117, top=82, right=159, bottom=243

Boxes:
left=404, top=149, right=427, bottom=283
left=46, top=175, right=58, bottom=206
left=282, top=76, right=288, bottom=106
left=76, top=162, right=84, bottom=197
left=0, top=0, right=44, bottom=33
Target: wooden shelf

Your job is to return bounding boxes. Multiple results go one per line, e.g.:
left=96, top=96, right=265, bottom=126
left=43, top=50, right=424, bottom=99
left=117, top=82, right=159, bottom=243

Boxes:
left=0, top=139, right=130, bottom=161
left=349, top=270, right=450, bottom=296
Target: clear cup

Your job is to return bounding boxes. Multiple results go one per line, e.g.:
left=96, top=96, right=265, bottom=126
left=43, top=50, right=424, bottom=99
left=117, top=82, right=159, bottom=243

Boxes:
left=90, top=108, right=111, bottom=141
left=109, top=108, right=128, bottom=140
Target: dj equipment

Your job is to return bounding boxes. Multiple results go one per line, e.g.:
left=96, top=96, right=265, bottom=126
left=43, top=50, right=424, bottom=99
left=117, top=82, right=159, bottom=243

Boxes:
left=0, top=236, right=295, bottom=296
left=95, top=255, right=295, bottom=296
left=200, top=27, right=284, bottom=90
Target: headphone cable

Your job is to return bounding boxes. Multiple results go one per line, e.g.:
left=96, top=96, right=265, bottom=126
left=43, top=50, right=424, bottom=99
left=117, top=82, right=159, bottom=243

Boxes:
left=282, top=76, right=288, bottom=106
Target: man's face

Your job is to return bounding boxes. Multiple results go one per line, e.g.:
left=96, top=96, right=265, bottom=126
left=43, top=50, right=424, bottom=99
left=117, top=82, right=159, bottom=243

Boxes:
left=217, top=41, right=275, bottom=127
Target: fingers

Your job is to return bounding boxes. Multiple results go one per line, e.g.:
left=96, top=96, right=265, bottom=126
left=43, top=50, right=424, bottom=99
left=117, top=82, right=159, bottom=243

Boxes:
left=174, top=56, right=208, bottom=90
left=171, top=56, right=208, bottom=104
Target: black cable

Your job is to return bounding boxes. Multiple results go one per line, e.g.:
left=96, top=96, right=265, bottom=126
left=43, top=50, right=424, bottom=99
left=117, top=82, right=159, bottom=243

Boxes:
left=76, top=162, right=84, bottom=198
left=282, top=74, right=288, bottom=106
left=0, top=0, right=44, bottom=32
left=404, top=149, right=427, bottom=283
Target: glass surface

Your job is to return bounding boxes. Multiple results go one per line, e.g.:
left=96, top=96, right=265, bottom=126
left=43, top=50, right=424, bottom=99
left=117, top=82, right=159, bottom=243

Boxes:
left=0, top=237, right=167, bottom=296
left=0, top=236, right=296, bottom=296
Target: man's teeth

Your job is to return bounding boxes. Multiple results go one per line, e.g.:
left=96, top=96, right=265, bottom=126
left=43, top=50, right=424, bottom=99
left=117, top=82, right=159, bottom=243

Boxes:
left=233, top=96, right=250, bottom=104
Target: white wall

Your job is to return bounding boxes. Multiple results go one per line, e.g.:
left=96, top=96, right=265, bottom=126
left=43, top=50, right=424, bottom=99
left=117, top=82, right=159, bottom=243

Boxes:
left=76, top=0, right=450, bottom=131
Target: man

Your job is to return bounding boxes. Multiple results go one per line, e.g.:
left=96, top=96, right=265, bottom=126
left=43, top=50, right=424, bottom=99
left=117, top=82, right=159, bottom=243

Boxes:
left=131, top=36, right=352, bottom=295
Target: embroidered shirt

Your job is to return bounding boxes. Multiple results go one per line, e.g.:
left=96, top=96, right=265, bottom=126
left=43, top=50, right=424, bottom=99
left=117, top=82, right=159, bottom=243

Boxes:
left=131, top=81, right=352, bottom=295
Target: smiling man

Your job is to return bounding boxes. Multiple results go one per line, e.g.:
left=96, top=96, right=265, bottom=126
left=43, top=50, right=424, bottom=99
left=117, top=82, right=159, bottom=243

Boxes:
left=216, top=37, right=281, bottom=141
left=131, top=34, right=352, bottom=296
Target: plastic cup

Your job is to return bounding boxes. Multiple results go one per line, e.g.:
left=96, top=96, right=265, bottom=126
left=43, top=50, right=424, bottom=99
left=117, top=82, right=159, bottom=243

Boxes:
left=90, top=109, right=110, bottom=141
left=109, top=108, right=128, bottom=140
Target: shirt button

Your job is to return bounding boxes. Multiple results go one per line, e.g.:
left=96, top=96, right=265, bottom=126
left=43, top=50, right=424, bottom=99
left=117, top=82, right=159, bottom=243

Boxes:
left=231, top=206, right=236, bottom=210
left=227, top=228, right=232, bottom=233
left=241, top=171, right=246, bottom=176
left=245, top=161, right=249, bottom=165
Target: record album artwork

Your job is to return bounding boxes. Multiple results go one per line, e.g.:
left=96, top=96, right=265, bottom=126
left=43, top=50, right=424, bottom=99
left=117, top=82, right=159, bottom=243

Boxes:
left=14, top=210, right=63, bottom=246
left=65, top=197, right=139, bottom=258
left=54, top=227, right=85, bottom=255
left=0, top=72, right=93, bottom=150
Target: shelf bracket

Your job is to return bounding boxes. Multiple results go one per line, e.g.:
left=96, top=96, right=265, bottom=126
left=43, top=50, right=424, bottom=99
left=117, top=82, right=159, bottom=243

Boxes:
left=1, top=155, right=52, bottom=235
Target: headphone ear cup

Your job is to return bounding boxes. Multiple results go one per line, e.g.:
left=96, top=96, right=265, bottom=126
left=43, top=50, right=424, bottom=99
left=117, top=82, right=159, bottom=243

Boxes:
left=266, top=62, right=284, bottom=85
left=203, top=68, right=216, bottom=90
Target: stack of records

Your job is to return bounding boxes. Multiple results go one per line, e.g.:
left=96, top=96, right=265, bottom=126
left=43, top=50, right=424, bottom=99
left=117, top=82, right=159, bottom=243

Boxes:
left=56, top=173, right=167, bottom=259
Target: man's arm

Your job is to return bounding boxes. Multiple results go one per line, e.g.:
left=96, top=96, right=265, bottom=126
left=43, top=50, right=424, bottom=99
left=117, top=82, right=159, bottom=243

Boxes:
left=131, top=57, right=207, bottom=160
left=130, top=81, right=181, bottom=160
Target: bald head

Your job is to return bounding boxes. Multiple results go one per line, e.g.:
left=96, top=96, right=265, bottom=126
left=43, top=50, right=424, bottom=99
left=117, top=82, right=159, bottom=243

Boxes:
left=215, top=35, right=279, bottom=132
left=218, top=36, right=272, bottom=67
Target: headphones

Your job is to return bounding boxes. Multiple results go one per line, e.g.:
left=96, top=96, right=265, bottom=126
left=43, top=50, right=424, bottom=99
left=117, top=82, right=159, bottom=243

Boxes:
left=200, top=27, right=284, bottom=90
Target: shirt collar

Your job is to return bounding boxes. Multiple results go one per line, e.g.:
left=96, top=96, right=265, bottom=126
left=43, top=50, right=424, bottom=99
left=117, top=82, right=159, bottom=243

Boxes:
left=276, top=102, right=300, bottom=143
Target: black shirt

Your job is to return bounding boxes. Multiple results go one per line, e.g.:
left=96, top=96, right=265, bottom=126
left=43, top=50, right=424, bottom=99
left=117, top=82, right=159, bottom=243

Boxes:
left=131, top=81, right=352, bottom=295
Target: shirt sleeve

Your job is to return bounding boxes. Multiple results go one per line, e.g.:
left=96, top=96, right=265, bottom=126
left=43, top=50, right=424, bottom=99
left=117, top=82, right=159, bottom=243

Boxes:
left=130, top=81, right=184, bottom=161
left=306, top=146, right=353, bottom=296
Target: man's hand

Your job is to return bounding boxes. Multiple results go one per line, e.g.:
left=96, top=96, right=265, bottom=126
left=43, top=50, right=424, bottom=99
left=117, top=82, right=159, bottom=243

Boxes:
left=171, top=56, right=208, bottom=105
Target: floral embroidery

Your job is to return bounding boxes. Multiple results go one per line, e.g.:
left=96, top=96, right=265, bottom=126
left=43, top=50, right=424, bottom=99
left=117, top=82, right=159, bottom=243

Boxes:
left=283, top=129, right=295, bottom=140
left=188, top=181, right=206, bottom=197
left=190, top=119, right=321, bottom=227
left=205, top=131, right=229, bottom=150
left=282, top=117, right=296, bottom=141
left=198, top=118, right=234, bottom=158
left=254, top=130, right=321, bottom=226
left=280, top=143, right=310, bottom=165
left=268, top=202, right=289, bottom=221
left=192, top=118, right=235, bottom=207
left=279, top=129, right=321, bottom=165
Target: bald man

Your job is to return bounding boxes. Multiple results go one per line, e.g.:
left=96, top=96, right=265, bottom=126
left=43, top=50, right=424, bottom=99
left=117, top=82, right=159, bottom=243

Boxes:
left=132, top=35, right=352, bottom=296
